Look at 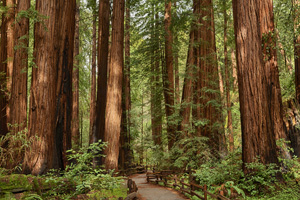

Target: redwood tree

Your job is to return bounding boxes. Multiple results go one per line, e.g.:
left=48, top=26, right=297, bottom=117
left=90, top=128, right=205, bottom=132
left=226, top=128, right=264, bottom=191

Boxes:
left=72, top=1, right=80, bottom=150
left=232, top=0, right=281, bottom=172
left=163, top=0, right=175, bottom=150
left=0, top=0, right=14, bottom=135
left=104, top=0, right=125, bottom=170
left=24, top=0, right=75, bottom=175
left=295, top=0, right=300, bottom=103
left=94, top=0, right=110, bottom=150
left=89, top=6, right=97, bottom=145
left=196, top=0, right=222, bottom=155
left=0, top=0, right=8, bottom=136
left=10, top=0, right=30, bottom=134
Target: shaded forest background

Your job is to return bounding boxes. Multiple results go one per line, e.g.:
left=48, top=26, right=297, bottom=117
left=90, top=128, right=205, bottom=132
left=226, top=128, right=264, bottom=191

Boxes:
left=1, top=0, right=300, bottom=199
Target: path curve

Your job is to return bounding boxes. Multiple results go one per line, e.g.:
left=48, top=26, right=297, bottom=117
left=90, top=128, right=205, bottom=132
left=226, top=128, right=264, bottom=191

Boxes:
left=131, top=173, right=189, bottom=200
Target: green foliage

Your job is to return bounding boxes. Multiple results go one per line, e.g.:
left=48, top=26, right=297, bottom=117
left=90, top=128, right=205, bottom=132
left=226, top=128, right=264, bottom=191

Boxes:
left=239, top=161, right=279, bottom=196
left=170, top=137, right=212, bottom=169
left=193, top=150, right=243, bottom=187
left=0, top=127, right=35, bottom=171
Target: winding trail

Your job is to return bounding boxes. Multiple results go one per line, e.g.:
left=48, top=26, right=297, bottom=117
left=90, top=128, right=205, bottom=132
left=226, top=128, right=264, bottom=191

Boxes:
left=131, top=173, right=188, bottom=200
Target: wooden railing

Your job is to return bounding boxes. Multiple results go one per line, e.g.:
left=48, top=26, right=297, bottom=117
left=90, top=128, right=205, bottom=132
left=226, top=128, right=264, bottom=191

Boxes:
left=146, top=171, right=230, bottom=200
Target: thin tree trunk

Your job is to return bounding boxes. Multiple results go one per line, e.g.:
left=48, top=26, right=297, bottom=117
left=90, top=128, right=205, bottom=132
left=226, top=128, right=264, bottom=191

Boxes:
left=104, top=0, right=125, bottom=170
left=72, top=1, right=80, bottom=150
left=232, top=0, right=281, bottom=175
left=164, top=0, right=175, bottom=150
left=89, top=9, right=97, bottom=145
left=120, top=0, right=132, bottom=169
left=24, top=0, right=75, bottom=175
left=94, top=0, right=110, bottom=154
left=173, top=1, right=180, bottom=105
left=230, top=49, right=238, bottom=90
left=223, top=0, right=234, bottom=152
left=154, top=13, right=163, bottom=146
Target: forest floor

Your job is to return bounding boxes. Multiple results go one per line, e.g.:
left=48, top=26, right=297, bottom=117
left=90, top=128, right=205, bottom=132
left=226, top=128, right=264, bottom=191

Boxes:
left=131, top=173, right=188, bottom=200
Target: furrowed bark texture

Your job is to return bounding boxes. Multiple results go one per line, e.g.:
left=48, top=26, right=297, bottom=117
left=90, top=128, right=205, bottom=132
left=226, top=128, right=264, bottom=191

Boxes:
left=197, top=0, right=222, bottom=155
left=104, top=0, right=125, bottom=170
left=223, top=0, right=234, bottom=152
left=10, top=0, right=30, bottom=134
left=178, top=29, right=194, bottom=136
left=0, top=0, right=14, bottom=135
left=89, top=11, right=97, bottom=145
left=232, top=0, right=280, bottom=172
left=0, top=0, right=9, bottom=136
left=295, top=0, right=300, bottom=103
left=6, top=0, right=14, bottom=125
left=94, top=0, right=110, bottom=149
left=24, top=0, right=75, bottom=175
left=72, top=2, right=80, bottom=150
left=120, top=0, right=132, bottom=169
left=260, top=0, right=286, bottom=142
left=164, top=0, right=175, bottom=150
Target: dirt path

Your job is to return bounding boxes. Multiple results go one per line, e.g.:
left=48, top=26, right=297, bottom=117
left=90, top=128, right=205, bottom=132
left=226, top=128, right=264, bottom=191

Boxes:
left=131, top=173, right=189, bottom=200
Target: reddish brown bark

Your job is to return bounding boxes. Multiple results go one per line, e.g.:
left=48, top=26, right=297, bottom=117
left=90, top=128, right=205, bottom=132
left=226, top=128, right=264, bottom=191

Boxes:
left=0, top=0, right=14, bottom=134
left=89, top=12, right=97, bottom=145
left=120, top=0, right=132, bottom=169
left=164, top=0, right=175, bottom=150
left=0, top=0, right=9, bottom=136
left=223, top=0, right=234, bottom=152
left=6, top=0, right=14, bottom=125
left=94, top=0, right=110, bottom=149
left=24, top=0, right=75, bottom=175
left=197, top=0, right=222, bottom=155
left=72, top=2, right=80, bottom=150
left=260, top=0, right=287, bottom=146
left=104, top=0, right=125, bottom=170
left=10, top=0, right=30, bottom=134
left=295, top=0, right=300, bottom=103
left=232, top=0, right=280, bottom=172
left=178, top=30, right=194, bottom=136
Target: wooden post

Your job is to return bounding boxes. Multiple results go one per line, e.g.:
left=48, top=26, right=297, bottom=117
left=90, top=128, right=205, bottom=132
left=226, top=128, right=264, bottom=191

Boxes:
left=174, top=175, right=178, bottom=187
left=204, top=184, right=207, bottom=200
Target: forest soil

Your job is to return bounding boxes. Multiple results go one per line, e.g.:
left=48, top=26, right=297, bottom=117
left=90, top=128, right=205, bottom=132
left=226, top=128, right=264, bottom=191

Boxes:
left=130, top=173, right=188, bottom=200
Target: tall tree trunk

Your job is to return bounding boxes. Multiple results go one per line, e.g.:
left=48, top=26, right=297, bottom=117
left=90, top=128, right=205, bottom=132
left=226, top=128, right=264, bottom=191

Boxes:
left=178, top=0, right=197, bottom=136
left=178, top=30, right=194, bottom=136
left=94, top=0, right=110, bottom=156
left=0, top=0, right=9, bottom=136
left=72, top=1, right=80, bottom=150
left=173, top=1, right=180, bottom=105
left=223, top=0, right=234, bottom=152
left=154, top=12, right=163, bottom=146
left=10, top=0, right=30, bottom=134
left=6, top=0, right=14, bottom=126
left=295, top=0, right=300, bottom=103
left=0, top=0, right=14, bottom=135
left=164, top=0, right=175, bottom=150
left=232, top=0, right=281, bottom=174
left=104, top=0, right=125, bottom=170
left=260, top=0, right=288, bottom=157
left=198, top=0, right=222, bottom=156
left=120, top=0, right=132, bottom=169
left=24, top=0, right=75, bottom=175
left=89, top=9, right=97, bottom=145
